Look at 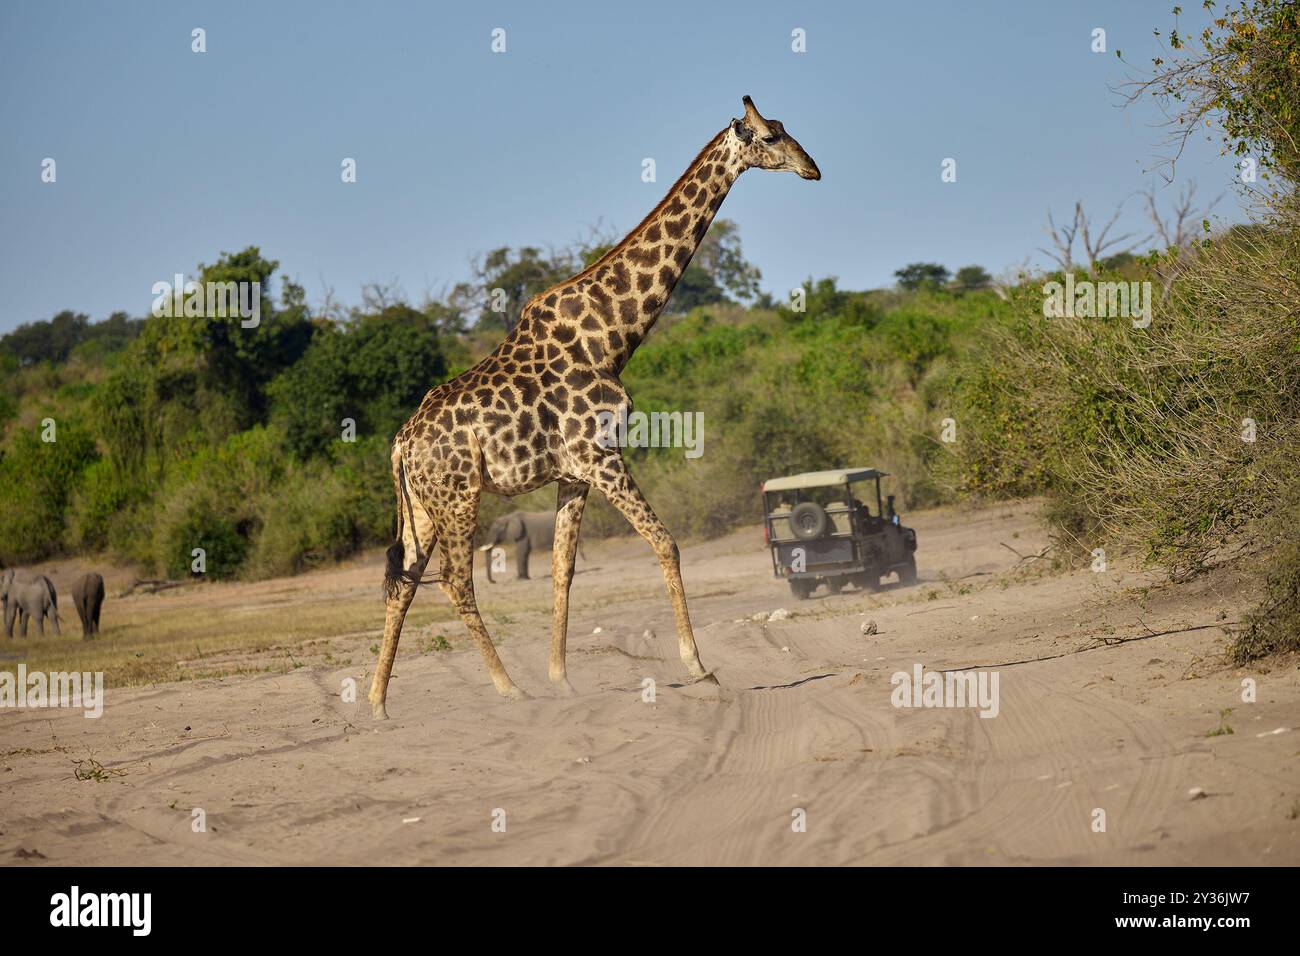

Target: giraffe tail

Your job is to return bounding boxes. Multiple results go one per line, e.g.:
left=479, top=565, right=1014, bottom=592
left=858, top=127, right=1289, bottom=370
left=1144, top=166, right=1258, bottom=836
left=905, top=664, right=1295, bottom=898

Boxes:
left=383, top=446, right=439, bottom=599
left=382, top=542, right=408, bottom=602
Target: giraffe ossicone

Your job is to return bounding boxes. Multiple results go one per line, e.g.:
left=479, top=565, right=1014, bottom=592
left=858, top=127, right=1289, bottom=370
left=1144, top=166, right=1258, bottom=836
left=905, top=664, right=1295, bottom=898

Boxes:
left=368, top=96, right=820, bottom=718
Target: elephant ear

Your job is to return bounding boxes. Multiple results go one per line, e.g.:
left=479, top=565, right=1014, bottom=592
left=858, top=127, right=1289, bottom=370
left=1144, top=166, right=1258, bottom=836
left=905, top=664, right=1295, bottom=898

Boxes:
left=507, top=515, right=526, bottom=541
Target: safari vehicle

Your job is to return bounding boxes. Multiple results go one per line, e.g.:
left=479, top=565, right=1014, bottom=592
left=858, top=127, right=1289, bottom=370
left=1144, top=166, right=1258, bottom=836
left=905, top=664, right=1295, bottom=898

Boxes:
left=762, top=468, right=917, bottom=599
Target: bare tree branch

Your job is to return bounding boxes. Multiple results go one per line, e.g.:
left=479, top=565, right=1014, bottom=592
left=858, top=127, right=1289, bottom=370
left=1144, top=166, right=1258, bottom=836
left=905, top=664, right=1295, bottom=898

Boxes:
left=1078, top=200, right=1147, bottom=274
left=1039, top=206, right=1080, bottom=271
left=1142, top=179, right=1222, bottom=251
left=1042, top=200, right=1149, bottom=274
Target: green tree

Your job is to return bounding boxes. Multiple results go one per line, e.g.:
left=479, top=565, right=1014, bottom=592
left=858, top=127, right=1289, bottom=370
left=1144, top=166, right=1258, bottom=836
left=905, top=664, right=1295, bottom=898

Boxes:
left=894, top=263, right=951, bottom=291
left=1, top=310, right=90, bottom=365
left=951, top=265, right=993, bottom=292
left=269, top=304, right=449, bottom=458
left=778, top=277, right=882, bottom=326
left=133, top=247, right=313, bottom=426
left=1129, top=0, right=1300, bottom=183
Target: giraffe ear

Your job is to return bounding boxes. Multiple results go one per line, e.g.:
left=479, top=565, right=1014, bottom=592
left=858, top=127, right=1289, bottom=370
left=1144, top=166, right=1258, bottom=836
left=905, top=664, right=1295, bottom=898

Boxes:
left=730, top=118, right=754, bottom=144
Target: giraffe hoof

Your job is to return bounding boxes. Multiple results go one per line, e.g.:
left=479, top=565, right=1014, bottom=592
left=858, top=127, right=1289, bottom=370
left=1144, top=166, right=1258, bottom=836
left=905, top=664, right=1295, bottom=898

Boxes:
left=371, top=703, right=389, bottom=720
left=550, top=676, right=579, bottom=697
left=689, top=670, right=719, bottom=686
left=498, top=685, right=531, bottom=701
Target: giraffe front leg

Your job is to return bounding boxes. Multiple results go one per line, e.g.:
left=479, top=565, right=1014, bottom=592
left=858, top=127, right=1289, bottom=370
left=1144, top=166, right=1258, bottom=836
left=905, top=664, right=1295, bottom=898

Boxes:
left=549, top=480, right=590, bottom=695
left=588, top=462, right=714, bottom=685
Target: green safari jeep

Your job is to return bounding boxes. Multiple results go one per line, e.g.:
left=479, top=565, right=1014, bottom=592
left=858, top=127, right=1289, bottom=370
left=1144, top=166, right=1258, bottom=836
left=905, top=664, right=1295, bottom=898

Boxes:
left=762, top=467, right=918, bottom=600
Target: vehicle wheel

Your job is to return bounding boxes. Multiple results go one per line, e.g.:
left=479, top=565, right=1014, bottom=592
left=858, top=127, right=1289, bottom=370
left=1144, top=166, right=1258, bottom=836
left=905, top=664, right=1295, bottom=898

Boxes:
left=898, top=555, right=918, bottom=586
left=789, top=502, right=829, bottom=540
left=789, top=579, right=813, bottom=600
left=828, top=577, right=848, bottom=594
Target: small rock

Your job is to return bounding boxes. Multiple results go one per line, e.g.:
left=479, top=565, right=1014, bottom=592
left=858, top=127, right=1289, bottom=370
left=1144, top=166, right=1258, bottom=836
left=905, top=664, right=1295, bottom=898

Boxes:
left=768, top=608, right=791, bottom=622
left=1255, top=727, right=1289, bottom=738
left=751, top=612, right=767, bottom=622
left=861, top=620, right=878, bottom=636
left=1187, top=787, right=1207, bottom=800
left=642, top=629, right=656, bottom=641
left=575, top=756, right=590, bottom=764
left=592, top=626, right=603, bottom=634
left=402, top=817, right=421, bottom=824
left=781, top=646, right=790, bottom=653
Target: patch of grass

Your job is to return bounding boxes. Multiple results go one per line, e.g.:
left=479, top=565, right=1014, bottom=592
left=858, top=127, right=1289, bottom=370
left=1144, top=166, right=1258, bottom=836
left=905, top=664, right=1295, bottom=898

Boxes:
left=72, top=757, right=126, bottom=782
left=1206, top=708, right=1235, bottom=738
left=1, top=586, right=457, bottom=689
left=419, top=633, right=452, bottom=653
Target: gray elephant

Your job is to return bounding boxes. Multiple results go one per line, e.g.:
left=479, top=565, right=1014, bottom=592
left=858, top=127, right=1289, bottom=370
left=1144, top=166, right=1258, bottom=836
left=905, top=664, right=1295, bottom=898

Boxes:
left=72, top=571, right=105, bottom=639
left=479, top=510, right=583, bottom=582
left=1, top=568, right=61, bottom=638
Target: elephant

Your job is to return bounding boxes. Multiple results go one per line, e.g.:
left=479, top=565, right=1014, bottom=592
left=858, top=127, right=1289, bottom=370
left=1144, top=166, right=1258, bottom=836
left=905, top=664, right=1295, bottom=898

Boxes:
left=478, top=510, right=584, bottom=582
left=1, top=568, right=61, bottom=638
left=72, top=571, right=105, bottom=639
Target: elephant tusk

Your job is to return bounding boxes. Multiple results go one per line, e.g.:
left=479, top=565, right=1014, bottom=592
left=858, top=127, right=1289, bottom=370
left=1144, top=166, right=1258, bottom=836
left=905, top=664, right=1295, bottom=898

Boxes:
left=477, top=544, right=493, bottom=552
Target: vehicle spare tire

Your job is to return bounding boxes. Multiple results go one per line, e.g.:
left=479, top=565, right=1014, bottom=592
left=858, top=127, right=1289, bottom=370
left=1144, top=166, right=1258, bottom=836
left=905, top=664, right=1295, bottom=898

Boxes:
left=789, top=501, right=829, bottom=540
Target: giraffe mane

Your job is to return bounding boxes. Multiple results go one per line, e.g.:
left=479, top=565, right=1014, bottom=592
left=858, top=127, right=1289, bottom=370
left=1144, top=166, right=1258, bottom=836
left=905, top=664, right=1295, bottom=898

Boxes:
left=520, top=127, right=731, bottom=316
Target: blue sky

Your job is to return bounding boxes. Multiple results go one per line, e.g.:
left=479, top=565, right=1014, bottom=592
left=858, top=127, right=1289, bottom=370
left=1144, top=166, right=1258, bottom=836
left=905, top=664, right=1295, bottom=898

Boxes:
left=0, top=0, right=1243, bottom=333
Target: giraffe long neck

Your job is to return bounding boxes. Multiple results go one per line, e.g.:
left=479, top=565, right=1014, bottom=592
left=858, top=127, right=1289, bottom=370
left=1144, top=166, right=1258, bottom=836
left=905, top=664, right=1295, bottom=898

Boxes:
left=529, top=128, right=746, bottom=373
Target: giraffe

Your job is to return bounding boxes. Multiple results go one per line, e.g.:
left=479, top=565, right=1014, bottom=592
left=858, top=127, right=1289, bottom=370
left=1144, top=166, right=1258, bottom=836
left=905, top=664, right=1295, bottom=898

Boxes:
left=369, top=96, right=820, bottom=717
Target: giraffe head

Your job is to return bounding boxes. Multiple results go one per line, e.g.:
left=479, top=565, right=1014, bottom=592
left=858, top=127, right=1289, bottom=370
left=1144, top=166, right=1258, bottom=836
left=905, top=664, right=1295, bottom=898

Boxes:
left=730, top=95, right=821, bottom=180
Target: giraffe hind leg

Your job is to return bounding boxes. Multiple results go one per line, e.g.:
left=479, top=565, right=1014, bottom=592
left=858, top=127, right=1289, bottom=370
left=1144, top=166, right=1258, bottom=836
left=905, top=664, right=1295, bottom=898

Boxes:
left=369, top=485, right=437, bottom=720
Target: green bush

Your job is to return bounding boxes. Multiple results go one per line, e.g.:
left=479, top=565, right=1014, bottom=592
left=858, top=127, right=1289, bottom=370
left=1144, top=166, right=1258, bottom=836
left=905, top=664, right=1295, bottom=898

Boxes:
left=148, top=427, right=288, bottom=578
left=247, top=436, right=395, bottom=577
left=0, top=421, right=98, bottom=562
left=65, top=457, right=134, bottom=552
left=159, top=504, right=248, bottom=580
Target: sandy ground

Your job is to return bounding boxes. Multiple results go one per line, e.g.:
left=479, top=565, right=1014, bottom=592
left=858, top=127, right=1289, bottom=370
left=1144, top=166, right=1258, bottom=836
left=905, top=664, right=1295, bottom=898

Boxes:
left=2, top=500, right=1298, bottom=865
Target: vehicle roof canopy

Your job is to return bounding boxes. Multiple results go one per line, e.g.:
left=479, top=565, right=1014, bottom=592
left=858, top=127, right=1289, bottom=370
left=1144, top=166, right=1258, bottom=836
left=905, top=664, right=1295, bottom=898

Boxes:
left=763, top=468, right=888, bottom=492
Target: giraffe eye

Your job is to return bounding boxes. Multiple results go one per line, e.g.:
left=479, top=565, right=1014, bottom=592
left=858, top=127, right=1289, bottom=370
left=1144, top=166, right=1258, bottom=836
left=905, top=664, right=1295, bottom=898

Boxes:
left=761, top=133, right=780, bottom=145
